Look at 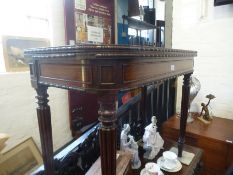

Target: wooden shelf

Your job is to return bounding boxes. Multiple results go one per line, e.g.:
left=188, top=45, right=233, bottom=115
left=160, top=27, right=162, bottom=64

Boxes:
left=122, top=15, right=157, bottom=30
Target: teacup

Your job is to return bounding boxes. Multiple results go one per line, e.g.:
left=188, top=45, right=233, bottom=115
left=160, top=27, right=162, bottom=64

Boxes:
left=145, top=162, right=160, bottom=175
left=162, top=151, right=178, bottom=169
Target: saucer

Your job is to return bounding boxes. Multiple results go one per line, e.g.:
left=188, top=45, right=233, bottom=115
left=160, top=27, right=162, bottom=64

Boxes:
left=140, top=168, right=164, bottom=175
left=157, top=156, right=182, bottom=172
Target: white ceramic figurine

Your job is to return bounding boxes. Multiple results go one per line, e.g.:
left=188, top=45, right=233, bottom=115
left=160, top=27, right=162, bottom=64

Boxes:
left=120, top=124, right=141, bottom=169
left=143, top=116, right=164, bottom=160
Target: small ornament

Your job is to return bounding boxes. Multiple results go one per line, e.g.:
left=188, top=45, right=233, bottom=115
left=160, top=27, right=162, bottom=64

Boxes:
left=198, top=94, right=216, bottom=124
left=120, top=124, right=141, bottom=169
left=143, top=116, right=164, bottom=160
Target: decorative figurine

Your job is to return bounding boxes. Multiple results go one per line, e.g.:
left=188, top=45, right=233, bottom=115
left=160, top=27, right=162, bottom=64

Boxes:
left=121, top=124, right=141, bottom=169
left=143, top=116, right=164, bottom=160
left=121, top=124, right=131, bottom=150
left=198, top=94, right=216, bottom=124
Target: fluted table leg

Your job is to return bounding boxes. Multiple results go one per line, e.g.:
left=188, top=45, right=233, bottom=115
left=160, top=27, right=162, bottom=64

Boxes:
left=36, top=85, right=54, bottom=175
left=98, top=94, right=117, bottom=175
left=178, top=73, right=192, bottom=157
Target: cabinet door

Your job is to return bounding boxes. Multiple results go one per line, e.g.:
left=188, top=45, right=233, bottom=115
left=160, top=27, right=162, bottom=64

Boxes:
left=227, top=144, right=233, bottom=169
left=162, top=127, right=198, bottom=146
left=198, top=138, right=228, bottom=174
left=161, top=127, right=179, bottom=141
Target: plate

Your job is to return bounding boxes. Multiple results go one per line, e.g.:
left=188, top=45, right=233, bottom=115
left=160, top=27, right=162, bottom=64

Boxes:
left=157, top=156, right=182, bottom=172
left=140, top=168, right=164, bottom=175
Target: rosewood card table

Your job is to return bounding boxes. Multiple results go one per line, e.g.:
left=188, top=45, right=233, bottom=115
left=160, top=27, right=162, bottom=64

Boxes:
left=24, top=45, right=197, bottom=175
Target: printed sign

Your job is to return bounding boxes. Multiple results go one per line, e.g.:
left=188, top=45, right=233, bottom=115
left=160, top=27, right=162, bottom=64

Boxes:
left=75, top=0, right=86, bottom=11
left=87, top=26, right=103, bottom=43
left=75, top=0, right=113, bottom=44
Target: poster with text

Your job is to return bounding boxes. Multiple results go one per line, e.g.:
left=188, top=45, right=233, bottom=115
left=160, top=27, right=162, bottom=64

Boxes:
left=75, top=0, right=113, bottom=44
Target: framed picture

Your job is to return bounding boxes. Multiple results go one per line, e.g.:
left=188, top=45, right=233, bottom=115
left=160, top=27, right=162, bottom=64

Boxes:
left=0, top=137, right=43, bottom=175
left=2, top=36, right=50, bottom=72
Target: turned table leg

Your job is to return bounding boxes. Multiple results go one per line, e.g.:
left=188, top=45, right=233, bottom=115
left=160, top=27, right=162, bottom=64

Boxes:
left=178, top=73, right=192, bottom=157
left=98, top=94, right=117, bottom=175
left=36, top=86, right=54, bottom=175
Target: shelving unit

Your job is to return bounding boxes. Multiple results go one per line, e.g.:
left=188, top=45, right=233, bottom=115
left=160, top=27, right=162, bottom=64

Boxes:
left=122, top=15, right=157, bottom=30
left=122, top=15, right=157, bottom=45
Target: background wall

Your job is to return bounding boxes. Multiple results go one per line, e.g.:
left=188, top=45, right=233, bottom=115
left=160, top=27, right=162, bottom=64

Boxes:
left=0, top=0, right=72, bottom=152
left=117, top=0, right=129, bottom=44
left=173, top=0, right=233, bottom=119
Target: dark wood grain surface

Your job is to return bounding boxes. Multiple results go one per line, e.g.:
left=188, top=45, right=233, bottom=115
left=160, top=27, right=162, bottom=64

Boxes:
left=25, top=45, right=196, bottom=92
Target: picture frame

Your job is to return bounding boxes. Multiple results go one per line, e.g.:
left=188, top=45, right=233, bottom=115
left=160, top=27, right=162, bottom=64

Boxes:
left=2, top=36, right=50, bottom=72
left=0, top=137, right=43, bottom=175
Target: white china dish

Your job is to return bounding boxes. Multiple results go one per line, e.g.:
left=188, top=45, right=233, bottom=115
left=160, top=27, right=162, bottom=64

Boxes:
left=157, top=156, right=182, bottom=173
left=140, top=168, right=164, bottom=175
left=162, top=151, right=178, bottom=169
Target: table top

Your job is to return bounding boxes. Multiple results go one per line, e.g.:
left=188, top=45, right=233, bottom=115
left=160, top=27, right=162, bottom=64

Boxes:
left=24, top=44, right=196, bottom=92
left=24, top=44, right=197, bottom=59
left=86, top=139, right=202, bottom=175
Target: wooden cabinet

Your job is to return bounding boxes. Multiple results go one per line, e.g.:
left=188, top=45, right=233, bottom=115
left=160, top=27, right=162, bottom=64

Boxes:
left=162, top=115, right=233, bottom=175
